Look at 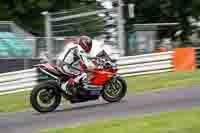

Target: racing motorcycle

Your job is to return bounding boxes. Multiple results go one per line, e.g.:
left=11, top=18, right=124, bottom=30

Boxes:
left=30, top=50, right=127, bottom=113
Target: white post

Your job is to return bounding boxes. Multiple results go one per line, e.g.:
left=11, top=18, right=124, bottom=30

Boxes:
left=42, top=11, right=53, bottom=63
left=118, top=0, right=126, bottom=55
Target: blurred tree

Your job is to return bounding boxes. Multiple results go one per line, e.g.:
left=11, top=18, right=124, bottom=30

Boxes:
left=0, top=0, right=88, bottom=35
left=128, top=0, right=200, bottom=43
left=1, top=0, right=200, bottom=41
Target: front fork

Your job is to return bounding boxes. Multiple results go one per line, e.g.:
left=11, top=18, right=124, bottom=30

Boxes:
left=102, top=74, right=119, bottom=91
left=110, top=74, right=121, bottom=83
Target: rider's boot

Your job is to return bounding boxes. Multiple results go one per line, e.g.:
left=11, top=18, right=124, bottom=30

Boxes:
left=61, top=78, right=76, bottom=95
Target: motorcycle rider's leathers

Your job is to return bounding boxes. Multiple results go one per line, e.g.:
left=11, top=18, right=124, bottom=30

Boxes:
left=56, top=42, right=96, bottom=94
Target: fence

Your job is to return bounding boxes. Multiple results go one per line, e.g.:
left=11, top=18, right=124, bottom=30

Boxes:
left=0, top=59, right=40, bottom=73
left=0, top=36, right=121, bottom=59
left=195, top=48, right=200, bottom=68
left=1, top=36, right=197, bottom=60
left=1, top=34, right=197, bottom=61
left=118, top=51, right=173, bottom=77
left=0, top=51, right=173, bottom=95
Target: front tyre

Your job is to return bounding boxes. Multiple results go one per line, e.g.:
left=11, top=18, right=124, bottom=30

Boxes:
left=102, top=76, right=127, bottom=103
left=30, top=81, right=61, bottom=113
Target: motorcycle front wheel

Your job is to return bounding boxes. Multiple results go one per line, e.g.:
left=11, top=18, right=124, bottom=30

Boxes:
left=30, top=81, right=61, bottom=113
left=102, top=76, right=127, bottom=103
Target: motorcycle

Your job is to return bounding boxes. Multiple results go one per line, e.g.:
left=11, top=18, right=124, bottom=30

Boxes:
left=30, top=50, right=127, bottom=113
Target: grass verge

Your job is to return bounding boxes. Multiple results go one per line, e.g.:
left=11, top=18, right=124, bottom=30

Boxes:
left=1, top=70, right=200, bottom=113
left=126, top=70, right=200, bottom=92
left=0, top=91, right=31, bottom=113
left=38, top=107, right=200, bottom=133
left=40, top=109, right=200, bottom=133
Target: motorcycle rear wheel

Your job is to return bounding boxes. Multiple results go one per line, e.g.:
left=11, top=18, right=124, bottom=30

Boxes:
left=102, top=76, right=127, bottom=103
left=30, top=81, right=61, bottom=113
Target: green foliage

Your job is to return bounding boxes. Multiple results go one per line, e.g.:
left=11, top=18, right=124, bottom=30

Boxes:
left=129, top=0, right=200, bottom=42
left=0, top=0, right=86, bottom=35
left=1, top=0, right=200, bottom=40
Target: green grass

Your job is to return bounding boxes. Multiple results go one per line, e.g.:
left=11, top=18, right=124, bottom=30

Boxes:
left=0, top=91, right=32, bottom=113
left=38, top=107, right=200, bottom=133
left=1, top=70, right=200, bottom=113
left=126, top=70, right=200, bottom=93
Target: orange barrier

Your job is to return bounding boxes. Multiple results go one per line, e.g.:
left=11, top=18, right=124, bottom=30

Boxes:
left=173, top=48, right=197, bottom=71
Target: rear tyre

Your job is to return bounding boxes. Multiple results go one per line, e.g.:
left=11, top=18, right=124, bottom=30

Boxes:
left=30, top=81, right=61, bottom=113
left=102, top=76, right=127, bottom=103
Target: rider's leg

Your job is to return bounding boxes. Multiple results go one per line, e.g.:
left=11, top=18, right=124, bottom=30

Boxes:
left=61, top=72, right=87, bottom=95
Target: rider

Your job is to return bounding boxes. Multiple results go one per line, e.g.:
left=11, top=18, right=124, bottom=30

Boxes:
left=57, top=36, right=96, bottom=95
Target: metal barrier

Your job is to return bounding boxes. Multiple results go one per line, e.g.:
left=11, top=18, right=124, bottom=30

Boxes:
left=0, top=51, right=173, bottom=95
left=196, top=48, right=200, bottom=68
left=117, top=51, right=173, bottom=77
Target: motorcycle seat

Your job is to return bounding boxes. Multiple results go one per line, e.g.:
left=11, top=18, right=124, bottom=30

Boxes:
left=53, top=65, right=76, bottom=78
